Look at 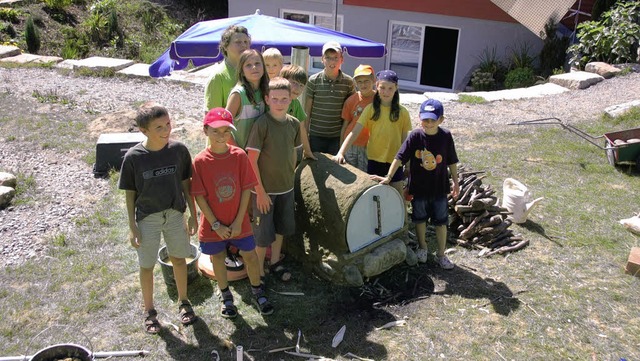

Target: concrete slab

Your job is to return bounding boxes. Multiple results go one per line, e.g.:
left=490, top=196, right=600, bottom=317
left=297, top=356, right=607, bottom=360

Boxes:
left=0, top=0, right=23, bottom=6
left=460, top=83, right=570, bottom=102
left=604, top=99, right=640, bottom=118
left=117, top=63, right=151, bottom=78
left=163, top=70, right=209, bottom=86
left=56, top=59, right=82, bottom=70
left=72, top=56, right=134, bottom=72
left=0, top=45, right=21, bottom=59
left=0, top=53, right=62, bottom=64
left=191, top=64, right=217, bottom=77
left=421, top=92, right=460, bottom=103
left=549, top=71, right=604, bottom=90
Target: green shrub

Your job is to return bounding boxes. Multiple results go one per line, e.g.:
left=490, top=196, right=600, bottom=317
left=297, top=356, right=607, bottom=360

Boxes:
left=539, top=19, right=570, bottom=77
left=90, top=0, right=117, bottom=16
left=474, top=46, right=508, bottom=87
left=507, top=41, right=535, bottom=70
left=504, top=67, right=535, bottom=89
left=470, top=69, right=495, bottom=91
left=24, top=16, right=41, bottom=54
left=84, top=12, right=108, bottom=43
left=568, top=1, right=640, bottom=68
left=0, top=23, right=16, bottom=38
left=0, top=8, right=20, bottom=23
left=43, top=0, right=73, bottom=10
left=592, top=0, right=619, bottom=21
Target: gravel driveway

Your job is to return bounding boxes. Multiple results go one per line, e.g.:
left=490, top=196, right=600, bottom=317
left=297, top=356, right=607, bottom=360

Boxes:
left=1, top=66, right=639, bottom=267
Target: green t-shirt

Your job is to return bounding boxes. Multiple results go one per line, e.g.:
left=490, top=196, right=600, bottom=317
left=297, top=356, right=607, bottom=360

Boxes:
left=287, top=98, right=307, bottom=122
left=203, top=59, right=237, bottom=111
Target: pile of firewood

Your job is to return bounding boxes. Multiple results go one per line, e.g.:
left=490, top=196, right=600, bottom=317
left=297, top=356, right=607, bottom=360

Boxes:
left=448, top=166, right=529, bottom=257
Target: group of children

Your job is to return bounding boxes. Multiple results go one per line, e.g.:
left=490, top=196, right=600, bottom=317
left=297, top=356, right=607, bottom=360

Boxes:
left=118, top=24, right=460, bottom=334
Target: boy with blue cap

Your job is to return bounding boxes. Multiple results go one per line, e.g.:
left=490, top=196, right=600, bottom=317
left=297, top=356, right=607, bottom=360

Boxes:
left=376, top=99, right=460, bottom=269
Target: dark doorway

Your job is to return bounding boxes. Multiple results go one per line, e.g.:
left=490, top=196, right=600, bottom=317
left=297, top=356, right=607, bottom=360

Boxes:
left=420, top=26, right=459, bottom=89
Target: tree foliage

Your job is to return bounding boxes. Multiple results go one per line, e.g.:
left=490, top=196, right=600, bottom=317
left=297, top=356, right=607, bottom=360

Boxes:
left=568, top=1, right=640, bottom=68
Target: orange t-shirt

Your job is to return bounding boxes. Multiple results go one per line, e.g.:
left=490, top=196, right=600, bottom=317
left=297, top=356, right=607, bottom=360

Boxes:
left=341, top=91, right=374, bottom=147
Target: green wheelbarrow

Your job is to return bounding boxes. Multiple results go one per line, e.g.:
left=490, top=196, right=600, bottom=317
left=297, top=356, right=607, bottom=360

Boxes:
left=509, top=117, right=640, bottom=171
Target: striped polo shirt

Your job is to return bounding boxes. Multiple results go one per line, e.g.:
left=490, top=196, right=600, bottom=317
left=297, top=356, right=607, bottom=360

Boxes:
left=306, top=70, right=355, bottom=138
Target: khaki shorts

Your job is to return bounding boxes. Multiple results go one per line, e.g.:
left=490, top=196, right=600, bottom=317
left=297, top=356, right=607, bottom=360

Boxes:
left=136, top=209, right=191, bottom=269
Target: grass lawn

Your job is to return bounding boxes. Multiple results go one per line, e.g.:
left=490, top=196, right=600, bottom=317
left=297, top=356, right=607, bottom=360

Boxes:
left=0, top=94, right=639, bottom=360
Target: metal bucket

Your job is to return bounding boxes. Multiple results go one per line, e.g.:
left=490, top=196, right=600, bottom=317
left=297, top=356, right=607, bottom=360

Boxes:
left=158, top=243, right=200, bottom=286
left=29, top=343, right=92, bottom=361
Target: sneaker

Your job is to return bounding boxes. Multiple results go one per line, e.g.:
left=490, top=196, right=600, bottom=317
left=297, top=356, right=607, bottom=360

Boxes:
left=415, top=248, right=429, bottom=263
left=437, top=255, right=454, bottom=270
left=225, top=254, right=244, bottom=271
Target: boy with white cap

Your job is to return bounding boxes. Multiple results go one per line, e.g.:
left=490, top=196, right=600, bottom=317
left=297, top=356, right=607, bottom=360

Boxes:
left=304, top=41, right=355, bottom=154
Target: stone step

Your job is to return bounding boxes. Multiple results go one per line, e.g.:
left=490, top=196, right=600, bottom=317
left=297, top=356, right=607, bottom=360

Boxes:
left=68, top=56, right=134, bottom=72
left=604, top=99, right=640, bottom=118
left=0, top=53, right=63, bottom=65
left=117, top=63, right=151, bottom=78
left=0, top=45, right=21, bottom=59
left=549, top=70, right=604, bottom=90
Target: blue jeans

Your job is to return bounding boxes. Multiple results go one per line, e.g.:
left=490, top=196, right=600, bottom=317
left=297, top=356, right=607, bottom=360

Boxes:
left=309, top=135, right=340, bottom=155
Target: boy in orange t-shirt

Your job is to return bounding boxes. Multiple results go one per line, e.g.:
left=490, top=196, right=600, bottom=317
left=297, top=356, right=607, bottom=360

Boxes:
left=340, top=65, right=376, bottom=171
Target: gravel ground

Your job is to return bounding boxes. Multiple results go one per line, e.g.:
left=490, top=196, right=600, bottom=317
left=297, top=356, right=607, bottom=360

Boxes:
left=1, top=66, right=639, bottom=267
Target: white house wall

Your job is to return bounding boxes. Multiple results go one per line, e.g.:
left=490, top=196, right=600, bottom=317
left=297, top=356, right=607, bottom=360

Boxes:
left=229, top=0, right=543, bottom=92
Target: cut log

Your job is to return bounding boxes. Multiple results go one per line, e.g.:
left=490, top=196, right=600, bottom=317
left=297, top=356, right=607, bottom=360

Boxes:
left=459, top=211, right=489, bottom=240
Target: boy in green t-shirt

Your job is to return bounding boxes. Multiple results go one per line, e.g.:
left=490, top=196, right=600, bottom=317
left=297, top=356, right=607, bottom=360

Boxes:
left=280, top=64, right=315, bottom=161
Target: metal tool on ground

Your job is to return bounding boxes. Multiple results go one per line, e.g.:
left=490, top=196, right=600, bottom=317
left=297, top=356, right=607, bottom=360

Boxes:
left=509, top=117, right=640, bottom=171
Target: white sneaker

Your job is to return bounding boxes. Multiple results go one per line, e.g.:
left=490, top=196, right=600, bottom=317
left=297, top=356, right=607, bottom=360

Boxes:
left=438, top=255, right=454, bottom=270
left=415, top=248, right=429, bottom=263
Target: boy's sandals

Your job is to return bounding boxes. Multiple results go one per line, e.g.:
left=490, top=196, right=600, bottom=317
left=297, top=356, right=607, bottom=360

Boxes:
left=144, top=308, right=161, bottom=334
left=221, top=296, right=238, bottom=319
left=269, top=259, right=291, bottom=282
left=178, top=301, right=197, bottom=325
left=254, top=290, right=274, bottom=316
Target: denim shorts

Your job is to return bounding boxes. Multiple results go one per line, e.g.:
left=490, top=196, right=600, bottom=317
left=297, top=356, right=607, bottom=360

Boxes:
left=411, top=194, right=449, bottom=226
left=136, top=208, right=191, bottom=269
left=251, top=190, right=295, bottom=247
left=199, top=235, right=256, bottom=255
left=345, top=145, right=368, bottom=172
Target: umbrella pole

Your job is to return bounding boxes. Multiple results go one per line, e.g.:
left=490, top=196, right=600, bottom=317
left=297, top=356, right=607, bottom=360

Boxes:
left=291, top=46, right=310, bottom=109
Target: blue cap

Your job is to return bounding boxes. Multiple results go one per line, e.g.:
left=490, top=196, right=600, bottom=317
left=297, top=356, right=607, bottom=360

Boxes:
left=376, top=70, right=398, bottom=84
left=419, top=99, right=444, bottom=120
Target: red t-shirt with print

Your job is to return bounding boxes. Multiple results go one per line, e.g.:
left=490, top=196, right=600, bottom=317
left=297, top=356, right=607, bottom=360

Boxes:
left=191, top=145, right=257, bottom=242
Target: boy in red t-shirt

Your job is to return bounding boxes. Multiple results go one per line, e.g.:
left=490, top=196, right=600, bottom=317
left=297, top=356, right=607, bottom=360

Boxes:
left=191, top=108, right=274, bottom=317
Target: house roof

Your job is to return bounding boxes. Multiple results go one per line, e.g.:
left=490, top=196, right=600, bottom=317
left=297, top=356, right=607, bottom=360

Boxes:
left=560, top=0, right=595, bottom=31
left=490, top=0, right=577, bottom=37
left=343, top=0, right=517, bottom=23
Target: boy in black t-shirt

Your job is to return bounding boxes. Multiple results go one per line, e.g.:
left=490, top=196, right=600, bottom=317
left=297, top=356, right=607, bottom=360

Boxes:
left=118, top=102, right=198, bottom=333
left=375, top=99, right=460, bottom=270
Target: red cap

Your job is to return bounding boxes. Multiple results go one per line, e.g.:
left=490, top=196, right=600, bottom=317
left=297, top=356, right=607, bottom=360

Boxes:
left=203, top=108, right=236, bottom=130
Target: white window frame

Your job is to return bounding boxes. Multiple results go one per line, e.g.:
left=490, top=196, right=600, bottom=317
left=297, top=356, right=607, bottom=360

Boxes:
left=386, top=20, right=426, bottom=89
left=387, top=20, right=461, bottom=91
left=280, top=8, right=344, bottom=71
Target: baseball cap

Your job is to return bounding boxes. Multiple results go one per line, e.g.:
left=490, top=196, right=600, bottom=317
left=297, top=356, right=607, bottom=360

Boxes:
left=419, top=99, right=444, bottom=121
left=322, top=41, right=342, bottom=55
left=203, top=107, right=236, bottom=130
left=353, top=64, right=374, bottom=78
left=376, top=70, right=398, bottom=84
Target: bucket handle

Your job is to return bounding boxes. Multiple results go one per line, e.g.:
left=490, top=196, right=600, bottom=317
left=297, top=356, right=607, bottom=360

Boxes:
left=25, top=325, right=94, bottom=360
